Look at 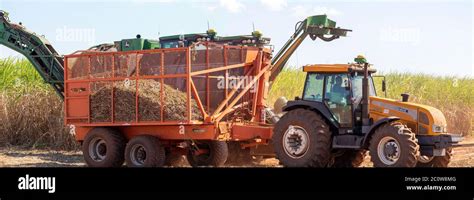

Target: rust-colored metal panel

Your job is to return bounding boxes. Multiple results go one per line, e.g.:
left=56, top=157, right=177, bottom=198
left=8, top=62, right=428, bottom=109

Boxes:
left=66, top=97, right=89, bottom=119
left=231, top=124, right=273, bottom=140
left=74, top=126, right=93, bottom=141
left=117, top=125, right=217, bottom=140
left=74, top=124, right=217, bottom=141
left=245, top=49, right=258, bottom=63
left=303, top=64, right=350, bottom=72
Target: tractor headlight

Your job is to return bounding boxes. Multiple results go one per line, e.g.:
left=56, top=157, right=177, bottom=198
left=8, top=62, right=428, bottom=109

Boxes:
left=432, top=125, right=446, bottom=133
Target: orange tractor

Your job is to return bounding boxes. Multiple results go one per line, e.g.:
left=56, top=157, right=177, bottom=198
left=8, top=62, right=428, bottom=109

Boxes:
left=272, top=60, right=464, bottom=167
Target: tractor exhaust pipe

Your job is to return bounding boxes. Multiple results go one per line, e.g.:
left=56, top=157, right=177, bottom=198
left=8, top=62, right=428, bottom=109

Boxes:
left=362, top=63, right=370, bottom=126
left=401, top=93, right=410, bottom=102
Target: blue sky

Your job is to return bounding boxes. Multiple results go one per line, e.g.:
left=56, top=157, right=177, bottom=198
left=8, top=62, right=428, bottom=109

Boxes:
left=0, top=0, right=472, bottom=76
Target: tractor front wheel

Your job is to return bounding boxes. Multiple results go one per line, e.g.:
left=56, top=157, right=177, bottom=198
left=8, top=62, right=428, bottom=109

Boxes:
left=369, top=122, right=419, bottom=167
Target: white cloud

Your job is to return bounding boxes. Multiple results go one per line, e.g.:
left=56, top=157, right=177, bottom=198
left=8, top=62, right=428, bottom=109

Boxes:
left=260, top=0, right=287, bottom=11
left=219, top=0, right=245, bottom=13
left=292, top=5, right=342, bottom=18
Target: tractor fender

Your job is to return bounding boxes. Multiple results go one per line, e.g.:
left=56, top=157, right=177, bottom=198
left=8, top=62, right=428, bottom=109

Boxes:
left=362, top=116, right=400, bottom=148
left=282, top=100, right=339, bottom=129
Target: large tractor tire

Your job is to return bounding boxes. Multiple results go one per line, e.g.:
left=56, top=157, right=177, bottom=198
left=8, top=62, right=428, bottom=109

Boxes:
left=82, top=127, right=126, bottom=167
left=125, top=135, right=166, bottom=167
left=330, top=150, right=367, bottom=168
left=186, top=141, right=228, bottom=167
left=369, top=121, right=419, bottom=167
left=416, top=148, right=452, bottom=167
left=272, top=109, right=332, bottom=167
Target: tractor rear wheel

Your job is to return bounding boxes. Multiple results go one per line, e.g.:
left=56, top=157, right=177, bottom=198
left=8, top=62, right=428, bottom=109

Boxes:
left=82, top=127, right=126, bottom=167
left=369, top=122, right=419, bottom=167
left=331, top=150, right=367, bottom=168
left=416, top=149, right=452, bottom=167
left=186, top=141, right=228, bottom=167
left=125, top=135, right=166, bottom=167
left=272, top=109, right=332, bottom=167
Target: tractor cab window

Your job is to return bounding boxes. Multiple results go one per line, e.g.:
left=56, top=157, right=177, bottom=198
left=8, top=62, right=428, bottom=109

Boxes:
left=303, top=73, right=324, bottom=102
left=324, top=74, right=352, bottom=127
left=351, top=74, right=376, bottom=110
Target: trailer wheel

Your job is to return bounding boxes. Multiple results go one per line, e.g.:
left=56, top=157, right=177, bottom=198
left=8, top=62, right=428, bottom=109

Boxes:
left=330, top=150, right=367, bottom=168
left=125, top=135, right=166, bottom=167
left=225, top=142, right=254, bottom=166
left=369, top=122, right=419, bottom=167
left=272, top=109, right=332, bottom=167
left=186, top=141, right=228, bottom=167
left=82, top=127, right=126, bottom=167
left=416, top=148, right=452, bottom=167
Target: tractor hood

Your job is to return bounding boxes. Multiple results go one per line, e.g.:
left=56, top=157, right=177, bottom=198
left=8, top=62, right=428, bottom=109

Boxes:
left=369, top=96, right=448, bottom=135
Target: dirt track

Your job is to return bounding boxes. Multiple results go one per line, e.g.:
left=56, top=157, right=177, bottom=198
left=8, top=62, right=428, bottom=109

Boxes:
left=0, top=137, right=473, bottom=168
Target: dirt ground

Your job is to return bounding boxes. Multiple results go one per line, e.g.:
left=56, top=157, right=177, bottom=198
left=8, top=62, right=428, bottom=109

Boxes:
left=0, top=137, right=473, bottom=168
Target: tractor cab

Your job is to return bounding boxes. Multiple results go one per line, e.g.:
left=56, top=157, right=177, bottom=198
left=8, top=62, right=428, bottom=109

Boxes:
left=301, top=61, right=377, bottom=131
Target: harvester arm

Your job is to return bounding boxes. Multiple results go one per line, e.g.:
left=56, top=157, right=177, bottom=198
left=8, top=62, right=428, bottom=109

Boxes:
left=0, top=11, right=64, bottom=98
left=269, top=15, right=351, bottom=86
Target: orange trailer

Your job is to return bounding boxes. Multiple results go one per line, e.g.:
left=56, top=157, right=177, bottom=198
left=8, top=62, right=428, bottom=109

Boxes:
left=64, top=42, right=274, bottom=167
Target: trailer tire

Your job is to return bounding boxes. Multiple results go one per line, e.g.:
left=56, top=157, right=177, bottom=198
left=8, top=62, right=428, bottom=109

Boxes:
left=416, top=148, right=452, bottom=167
left=369, top=121, right=419, bottom=167
left=331, top=150, right=367, bottom=168
left=125, top=135, right=166, bottom=167
left=82, top=127, right=126, bottom=167
left=272, top=109, right=332, bottom=167
left=186, top=141, right=228, bottom=167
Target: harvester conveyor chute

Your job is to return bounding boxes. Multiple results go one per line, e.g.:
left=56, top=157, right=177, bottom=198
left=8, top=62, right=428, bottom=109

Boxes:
left=0, top=10, right=64, bottom=98
left=269, top=15, right=351, bottom=87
